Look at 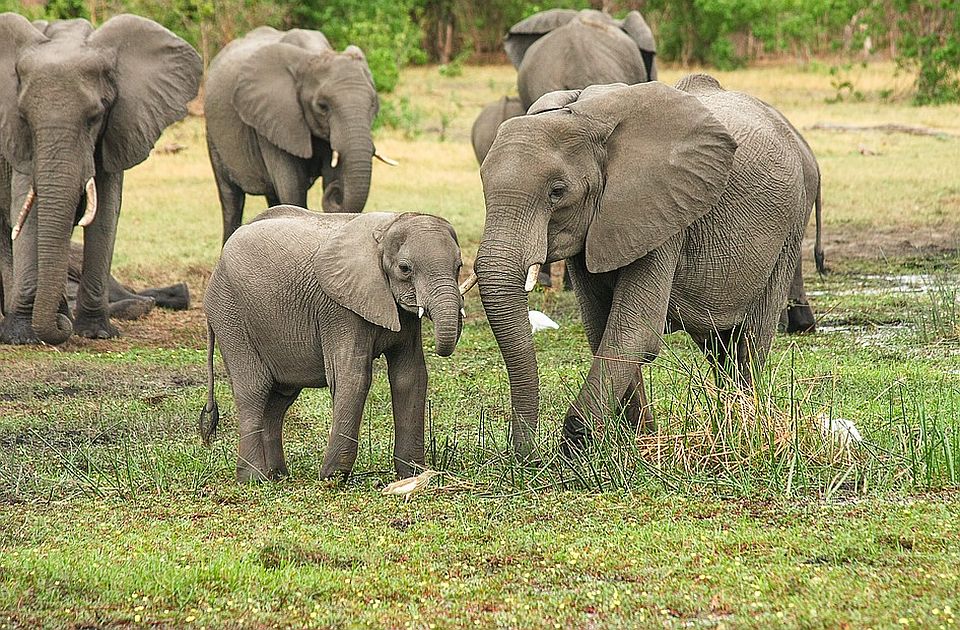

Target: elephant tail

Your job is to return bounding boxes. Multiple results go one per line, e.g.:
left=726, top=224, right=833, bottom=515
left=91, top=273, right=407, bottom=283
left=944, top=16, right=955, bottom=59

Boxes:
left=199, top=321, right=220, bottom=446
left=814, top=172, right=826, bottom=275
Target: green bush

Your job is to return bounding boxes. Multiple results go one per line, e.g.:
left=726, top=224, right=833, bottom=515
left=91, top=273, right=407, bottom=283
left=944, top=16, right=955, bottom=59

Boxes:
left=889, top=0, right=960, bottom=104
left=290, top=0, right=422, bottom=92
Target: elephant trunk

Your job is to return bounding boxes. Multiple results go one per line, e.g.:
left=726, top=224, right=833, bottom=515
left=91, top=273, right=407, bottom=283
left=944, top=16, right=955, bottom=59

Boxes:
left=475, top=236, right=542, bottom=456
left=425, top=282, right=463, bottom=358
left=334, top=122, right=374, bottom=214
left=30, top=134, right=93, bottom=345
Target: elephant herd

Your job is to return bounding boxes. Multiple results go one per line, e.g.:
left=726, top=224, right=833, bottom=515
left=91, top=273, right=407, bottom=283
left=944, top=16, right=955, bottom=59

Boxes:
left=1, top=9, right=827, bottom=482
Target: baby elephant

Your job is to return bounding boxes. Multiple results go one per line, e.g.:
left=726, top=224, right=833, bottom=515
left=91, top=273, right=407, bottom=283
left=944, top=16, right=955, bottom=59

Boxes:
left=200, top=206, right=465, bottom=482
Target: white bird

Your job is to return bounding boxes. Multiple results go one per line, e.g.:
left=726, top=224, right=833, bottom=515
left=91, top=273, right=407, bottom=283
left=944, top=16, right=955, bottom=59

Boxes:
left=528, top=310, right=559, bottom=333
left=818, top=414, right=863, bottom=447
left=381, top=470, right=440, bottom=501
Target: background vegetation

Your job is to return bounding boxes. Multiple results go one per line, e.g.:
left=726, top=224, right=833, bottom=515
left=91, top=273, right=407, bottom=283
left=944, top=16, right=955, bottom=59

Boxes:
left=3, top=0, right=958, bottom=101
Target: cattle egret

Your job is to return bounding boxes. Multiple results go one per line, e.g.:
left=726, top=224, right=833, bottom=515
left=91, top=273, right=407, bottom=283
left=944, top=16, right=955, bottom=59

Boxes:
left=528, top=310, right=559, bottom=333
left=382, top=470, right=440, bottom=500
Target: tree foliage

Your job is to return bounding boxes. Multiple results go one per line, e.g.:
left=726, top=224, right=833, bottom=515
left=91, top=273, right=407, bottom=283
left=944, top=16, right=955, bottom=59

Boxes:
left=1, top=0, right=957, bottom=102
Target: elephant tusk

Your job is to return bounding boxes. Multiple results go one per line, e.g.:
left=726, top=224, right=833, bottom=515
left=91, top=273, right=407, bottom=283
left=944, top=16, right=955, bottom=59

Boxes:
left=461, top=307, right=466, bottom=318
left=459, top=272, right=478, bottom=295
left=11, top=186, right=36, bottom=241
left=330, top=150, right=340, bottom=169
left=374, top=150, right=399, bottom=166
left=78, top=178, right=97, bottom=227
left=524, top=263, right=541, bottom=292
left=418, top=306, right=425, bottom=319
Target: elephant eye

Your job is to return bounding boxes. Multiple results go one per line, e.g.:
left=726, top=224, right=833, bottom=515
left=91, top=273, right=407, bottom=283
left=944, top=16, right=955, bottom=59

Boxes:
left=316, top=101, right=330, bottom=115
left=548, top=183, right=567, bottom=204
left=398, top=261, right=413, bottom=275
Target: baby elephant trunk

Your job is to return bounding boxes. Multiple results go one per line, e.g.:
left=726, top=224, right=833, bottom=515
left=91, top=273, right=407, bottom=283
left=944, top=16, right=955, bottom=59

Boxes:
left=425, top=282, right=462, bottom=357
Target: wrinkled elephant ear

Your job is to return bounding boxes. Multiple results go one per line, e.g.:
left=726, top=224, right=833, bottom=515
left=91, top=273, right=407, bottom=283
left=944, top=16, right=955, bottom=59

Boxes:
left=527, top=89, right=581, bottom=114
left=234, top=42, right=315, bottom=159
left=90, top=15, right=202, bottom=173
left=0, top=13, right=47, bottom=169
left=314, top=212, right=402, bottom=332
left=504, top=9, right=579, bottom=68
left=618, top=11, right=657, bottom=80
left=568, top=82, right=738, bottom=274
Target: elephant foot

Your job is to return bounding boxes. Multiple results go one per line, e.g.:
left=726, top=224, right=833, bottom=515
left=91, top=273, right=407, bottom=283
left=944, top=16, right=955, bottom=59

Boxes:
left=0, top=314, right=39, bottom=345
left=109, top=296, right=155, bottom=321
left=560, top=414, right=590, bottom=458
left=74, top=311, right=120, bottom=340
left=785, top=303, right=816, bottom=334
left=136, top=283, right=190, bottom=311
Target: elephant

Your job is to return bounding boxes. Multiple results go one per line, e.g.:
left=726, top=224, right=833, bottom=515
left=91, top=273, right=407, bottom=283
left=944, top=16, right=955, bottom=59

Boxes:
left=200, top=205, right=466, bottom=482
left=504, top=8, right=656, bottom=287
left=0, top=14, right=201, bottom=345
left=466, top=75, right=812, bottom=457
left=205, top=27, right=396, bottom=245
left=471, top=96, right=525, bottom=165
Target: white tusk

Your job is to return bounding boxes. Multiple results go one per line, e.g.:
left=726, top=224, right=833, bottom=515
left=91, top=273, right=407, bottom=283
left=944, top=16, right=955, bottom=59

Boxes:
left=524, top=263, right=541, bottom=292
left=330, top=150, right=340, bottom=168
left=418, top=306, right=424, bottom=319
left=374, top=150, right=399, bottom=166
left=11, top=187, right=36, bottom=241
left=78, top=178, right=97, bottom=227
left=460, top=307, right=466, bottom=317
left=459, top=272, right=478, bottom=296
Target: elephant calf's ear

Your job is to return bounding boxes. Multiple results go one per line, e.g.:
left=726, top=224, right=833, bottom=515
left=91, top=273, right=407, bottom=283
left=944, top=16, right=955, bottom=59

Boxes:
left=314, top=213, right=402, bottom=332
left=573, top=82, right=737, bottom=274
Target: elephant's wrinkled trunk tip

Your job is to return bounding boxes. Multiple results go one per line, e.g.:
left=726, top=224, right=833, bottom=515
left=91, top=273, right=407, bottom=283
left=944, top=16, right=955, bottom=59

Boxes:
left=524, top=263, right=541, bottom=292
left=459, top=271, right=478, bottom=295
left=11, top=186, right=36, bottom=241
left=77, top=178, right=97, bottom=228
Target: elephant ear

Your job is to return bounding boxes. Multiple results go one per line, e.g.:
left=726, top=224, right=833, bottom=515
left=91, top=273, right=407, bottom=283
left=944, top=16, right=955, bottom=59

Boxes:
left=90, top=15, right=202, bottom=173
left=569, top=82, right=738, bottom=274
left=234, top=41, right=314, bottom=159
left=504, top=9, right=579, bottom=68
left=618, top=11, right=657, bottom=80
left=314, top=212, right=402, bottom=332
left=0, top=13, right=47, bottom=169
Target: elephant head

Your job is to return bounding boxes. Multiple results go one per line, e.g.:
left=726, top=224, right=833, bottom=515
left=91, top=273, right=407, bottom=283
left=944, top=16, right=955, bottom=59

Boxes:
left=233, top=34, right=380, bottom=213
left=472, top=83, right=736, bottom=451
left=315, top=213, right=464, bottom=357
left=0, top=13, right=201, bottom=345
left=505, top=9, right=657, bottom=80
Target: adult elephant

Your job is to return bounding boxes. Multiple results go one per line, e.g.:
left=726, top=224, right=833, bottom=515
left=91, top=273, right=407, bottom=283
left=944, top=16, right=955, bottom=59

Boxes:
left=467, top=76, right=811, bottom=457
left=471, top=96, right=525, bottom=165
left=505, top=8, right=656, bottom=287
left=205, top=27, right=395, bottom=244
left=0, top=14, right=201, bottom=345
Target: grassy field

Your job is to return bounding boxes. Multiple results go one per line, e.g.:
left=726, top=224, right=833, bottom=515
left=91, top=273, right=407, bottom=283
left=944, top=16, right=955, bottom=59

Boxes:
left=1, top=61, right=959, bottom=628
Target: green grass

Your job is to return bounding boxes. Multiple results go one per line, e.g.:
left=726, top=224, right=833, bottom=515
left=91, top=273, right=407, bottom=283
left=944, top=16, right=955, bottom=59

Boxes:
left=2, top=60, right=960, bottom=627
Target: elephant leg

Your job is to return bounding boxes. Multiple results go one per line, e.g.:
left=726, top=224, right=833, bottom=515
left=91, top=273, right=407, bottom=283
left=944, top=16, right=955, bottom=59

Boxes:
left=135, top=283, right=190, bottom=311
left=736, top=233, right=804, bottom=389
left=260, top=139, right=309, bottom=208
left=74, top=172, right=122, bottom=340
left=236, top=391, right=270, bottom=483
left=692, top=328, right=737, bottom=385
left=1, top=174, right=42, bottom=344
left=262, top=388, right=299, bottom=479
left=563, top=244, right=678, bottom=452
left=0, top=158, right=12, bottom=315
left=783, top=258, right=816, bottom=334
left=319, top=347, right=373, bottom=479
left=386, top=330, right=427, bottom=478
left=209, top=140, right=246, bottom=245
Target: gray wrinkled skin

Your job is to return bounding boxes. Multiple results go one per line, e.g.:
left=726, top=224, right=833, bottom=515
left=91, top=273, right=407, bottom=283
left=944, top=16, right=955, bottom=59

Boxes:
left=205, top=27, right=380, bottom=244
left=0, top=14, right=201, bottom=345
left=474, top=75, right=812, bottom=458
left=200, top=206, right=464, bottom=483
left=471, top=96, right=526, bottom=165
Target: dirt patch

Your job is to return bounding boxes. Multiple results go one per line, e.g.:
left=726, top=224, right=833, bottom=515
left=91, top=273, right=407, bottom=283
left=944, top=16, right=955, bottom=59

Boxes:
left=813, top=223, right=959, bottom=265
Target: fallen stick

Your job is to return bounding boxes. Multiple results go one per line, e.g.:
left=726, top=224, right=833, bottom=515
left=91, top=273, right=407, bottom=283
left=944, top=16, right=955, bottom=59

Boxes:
left=807, top=122, right=955, bottom=138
